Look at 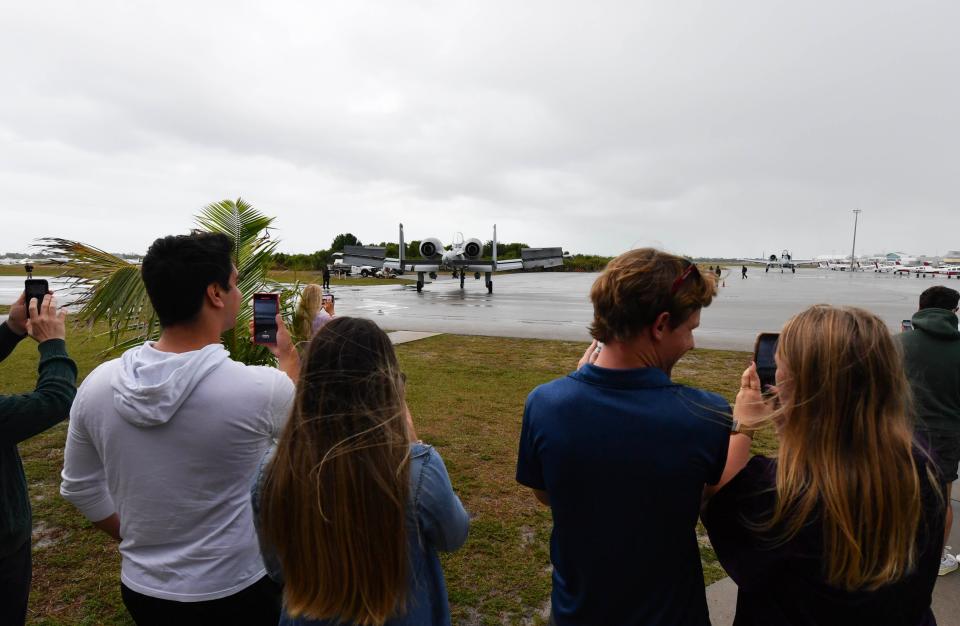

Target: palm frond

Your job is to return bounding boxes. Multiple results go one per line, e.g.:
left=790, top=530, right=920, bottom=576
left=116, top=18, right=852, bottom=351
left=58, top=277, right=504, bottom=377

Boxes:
left=38, top=198, right=293, bottom=363
left=37, top=238, right=158, bottom=346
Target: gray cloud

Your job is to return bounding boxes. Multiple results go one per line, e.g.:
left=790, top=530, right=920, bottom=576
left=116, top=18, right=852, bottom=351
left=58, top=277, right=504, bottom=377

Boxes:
left=1, top=0, right=957, bottom=258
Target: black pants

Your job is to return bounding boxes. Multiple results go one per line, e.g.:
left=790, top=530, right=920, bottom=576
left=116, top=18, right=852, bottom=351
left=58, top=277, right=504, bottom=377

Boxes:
left=322, top=276, right=330, bottom=289
left=0, top=539, right=31, bottom=626
left=121, top=575, right=282, bottom=626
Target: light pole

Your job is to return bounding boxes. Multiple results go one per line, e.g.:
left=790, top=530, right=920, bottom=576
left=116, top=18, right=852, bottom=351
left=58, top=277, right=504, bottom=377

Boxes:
left=850, top=209, right=862, bottom=271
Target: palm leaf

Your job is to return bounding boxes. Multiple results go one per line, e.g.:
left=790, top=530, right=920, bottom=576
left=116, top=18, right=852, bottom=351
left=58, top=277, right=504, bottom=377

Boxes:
left=38, top=198, right=291, bottom=364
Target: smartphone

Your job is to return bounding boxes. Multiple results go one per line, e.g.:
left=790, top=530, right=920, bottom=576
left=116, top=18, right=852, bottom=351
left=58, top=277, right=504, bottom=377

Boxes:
left=753, top=332, right=780, bottom=393
left=24, top=279, right=49, bottom=315
left=901, top=320, right=914, bottom=332
left=252, top=293, right=280, bottom=345
left=322, top=294, right=333, bottom=304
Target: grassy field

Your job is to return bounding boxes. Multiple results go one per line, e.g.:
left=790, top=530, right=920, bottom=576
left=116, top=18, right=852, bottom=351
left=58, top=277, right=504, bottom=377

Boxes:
left=2, top=325, right=770, bottom=625
left=0, top=265, right=62, bottom=277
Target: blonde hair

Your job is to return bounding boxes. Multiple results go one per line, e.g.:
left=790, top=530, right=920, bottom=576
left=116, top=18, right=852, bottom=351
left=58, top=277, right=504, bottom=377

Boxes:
left=259, top=317, right=411, bottom=624
left=590, top=248, right=717, bottom=343
left=768, top=305, right=935, bottom=591
left=294, top=283, right=323, bottom=342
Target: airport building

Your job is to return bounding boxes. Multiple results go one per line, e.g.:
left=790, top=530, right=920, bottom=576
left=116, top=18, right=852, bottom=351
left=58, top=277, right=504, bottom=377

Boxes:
left=944, top=250, right=960, bottom=264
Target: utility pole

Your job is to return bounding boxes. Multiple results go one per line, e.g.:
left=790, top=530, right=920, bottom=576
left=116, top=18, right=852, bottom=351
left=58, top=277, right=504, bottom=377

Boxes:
left=850, top=209, right=862, bottom=271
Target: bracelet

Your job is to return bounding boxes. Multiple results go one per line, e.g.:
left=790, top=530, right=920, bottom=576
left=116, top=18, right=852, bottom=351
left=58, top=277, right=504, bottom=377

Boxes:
left=731, top=419, right=757, bottom=439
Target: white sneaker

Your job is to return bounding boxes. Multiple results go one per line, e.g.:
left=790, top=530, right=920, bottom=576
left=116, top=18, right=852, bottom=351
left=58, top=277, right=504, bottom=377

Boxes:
left=939, top=548, right=958, bottom=576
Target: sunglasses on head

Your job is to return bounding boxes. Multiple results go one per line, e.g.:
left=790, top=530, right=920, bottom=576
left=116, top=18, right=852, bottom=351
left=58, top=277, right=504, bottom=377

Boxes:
left=671, top=260, right=701, bottom=295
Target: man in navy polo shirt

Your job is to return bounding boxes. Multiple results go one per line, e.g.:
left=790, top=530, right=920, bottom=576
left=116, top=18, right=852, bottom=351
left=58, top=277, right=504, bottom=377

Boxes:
left=516, top=248, right=731, bottom=625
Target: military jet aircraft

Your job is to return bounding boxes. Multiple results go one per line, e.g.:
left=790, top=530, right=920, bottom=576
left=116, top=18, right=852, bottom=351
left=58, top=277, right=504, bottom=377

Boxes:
left=342, top=224, right=563, bottom=293
left=738, top=250, right=818, bottom=273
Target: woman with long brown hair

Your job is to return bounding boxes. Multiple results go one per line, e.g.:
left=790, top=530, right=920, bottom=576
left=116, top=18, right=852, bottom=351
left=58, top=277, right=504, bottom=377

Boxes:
left=703, top=305, right=945, bottom=625
left=253, top=317, right=469, bottom=626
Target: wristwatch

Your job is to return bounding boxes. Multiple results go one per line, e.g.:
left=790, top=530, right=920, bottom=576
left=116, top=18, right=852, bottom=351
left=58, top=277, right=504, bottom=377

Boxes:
left=731, top=419, right=756, bottom=438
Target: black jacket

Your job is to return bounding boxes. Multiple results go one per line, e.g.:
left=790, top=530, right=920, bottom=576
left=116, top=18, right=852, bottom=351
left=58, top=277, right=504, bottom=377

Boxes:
left=0, top=322, right=77, bottom=557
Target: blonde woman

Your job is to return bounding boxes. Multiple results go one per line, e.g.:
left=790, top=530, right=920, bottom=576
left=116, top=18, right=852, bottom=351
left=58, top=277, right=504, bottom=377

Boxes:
left=294, top=284, right=335, bottom=341
left=253, top=317, right=469, bottom=626
left=703, top=305, right=944, bottom=625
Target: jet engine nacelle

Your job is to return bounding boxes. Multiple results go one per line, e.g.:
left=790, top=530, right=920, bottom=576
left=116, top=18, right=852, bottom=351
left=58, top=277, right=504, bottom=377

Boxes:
left=419, top=238, right=443, bottom=259
left=463, top=238, right=482, bottom=259
left=768, top=254, right=778, bottom=262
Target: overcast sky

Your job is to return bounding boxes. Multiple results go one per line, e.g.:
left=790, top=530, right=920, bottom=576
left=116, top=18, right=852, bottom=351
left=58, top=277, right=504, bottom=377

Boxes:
left=1, top=0, right=957, bottom=258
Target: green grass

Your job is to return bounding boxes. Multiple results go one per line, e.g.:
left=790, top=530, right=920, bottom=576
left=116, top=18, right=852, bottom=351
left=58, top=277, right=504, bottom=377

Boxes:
left=266, top=270, right=400, bottom=286
left=3, top=327, right=761, bottom=625
left=0, top=265, right=62, bottom=277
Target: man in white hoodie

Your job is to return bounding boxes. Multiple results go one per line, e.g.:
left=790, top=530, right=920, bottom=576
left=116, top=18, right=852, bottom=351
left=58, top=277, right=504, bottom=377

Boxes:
left=60, top=232, right=299, bottom=625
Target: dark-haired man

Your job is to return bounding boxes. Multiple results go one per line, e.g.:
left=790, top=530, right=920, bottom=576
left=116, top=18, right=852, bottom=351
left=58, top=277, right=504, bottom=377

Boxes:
left=60, top=232, right=299, bottom=624
left=1, top=292, right=75, bottom=626
left=516, top=249, right=731, bottom=625
left=899, top=285, right=960, bottom=576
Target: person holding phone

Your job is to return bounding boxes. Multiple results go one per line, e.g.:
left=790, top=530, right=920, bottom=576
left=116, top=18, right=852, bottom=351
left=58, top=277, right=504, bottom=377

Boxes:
left=60, top=232, right=299, bottom=625
left=1, top=291, right=76, bottom=626
left=293, top=285, right=335, bottom=342
left=252, top=317, right=469, bottom=625
left=516, top=249, right=728, bottom=625
left=702, top=306, right=944, bottom=625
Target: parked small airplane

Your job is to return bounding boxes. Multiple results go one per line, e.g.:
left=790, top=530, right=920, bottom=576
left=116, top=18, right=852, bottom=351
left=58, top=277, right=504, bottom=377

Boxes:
left=738, top=250, right=817, bottom=273
left=342, top=224, right=564, bottom=293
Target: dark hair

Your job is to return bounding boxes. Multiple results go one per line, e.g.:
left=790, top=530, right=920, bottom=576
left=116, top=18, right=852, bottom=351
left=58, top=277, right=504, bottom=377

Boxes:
left=589, top=248, right=717, bottom=343
left=142, top=232, right=234, bottom=327
left=919, top=286, right=959, bottom=311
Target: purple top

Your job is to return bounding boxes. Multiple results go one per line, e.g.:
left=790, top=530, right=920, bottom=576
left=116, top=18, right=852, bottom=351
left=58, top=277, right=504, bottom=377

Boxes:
left=703, top=454, right=943, bottom=626
left=311, top=311, right=332, bottom=335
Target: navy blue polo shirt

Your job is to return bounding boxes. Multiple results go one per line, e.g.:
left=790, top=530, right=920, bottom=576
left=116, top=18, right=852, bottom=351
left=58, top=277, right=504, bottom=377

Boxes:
left=516, top=365, right=731, bottom=626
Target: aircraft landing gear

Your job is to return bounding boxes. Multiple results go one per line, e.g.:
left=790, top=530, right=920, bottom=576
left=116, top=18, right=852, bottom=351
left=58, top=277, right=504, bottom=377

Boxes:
left=485, top=271, right=493, bottom=294
left=765, top=266, right=770, bottom=273
left=417, top=271, right=425, bottom=293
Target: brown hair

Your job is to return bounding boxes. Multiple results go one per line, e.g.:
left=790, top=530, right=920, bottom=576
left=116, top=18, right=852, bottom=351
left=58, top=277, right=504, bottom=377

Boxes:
left=768, top=305, right=936, bottom=590
left=259, top=317, right=411, bottom=624
left=589, top=248, right=717, bottom=342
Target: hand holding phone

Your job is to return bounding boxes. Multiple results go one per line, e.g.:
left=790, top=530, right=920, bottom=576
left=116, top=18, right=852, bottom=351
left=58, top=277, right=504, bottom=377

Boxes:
left=753, top=332, right=780, bottom=394
left=253, top=293, right=280, bottom=345
left=25, top=278, right=49, bottom=316
left=25, top=293, right=67, bottom=344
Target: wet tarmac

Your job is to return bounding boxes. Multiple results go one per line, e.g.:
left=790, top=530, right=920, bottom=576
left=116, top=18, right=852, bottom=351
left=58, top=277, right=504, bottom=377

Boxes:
left=1, top=269, right=953, bottom=351
left=323, top=268, right=952, bottom=351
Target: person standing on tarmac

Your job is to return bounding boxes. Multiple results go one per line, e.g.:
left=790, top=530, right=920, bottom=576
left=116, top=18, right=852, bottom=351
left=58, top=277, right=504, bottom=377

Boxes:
left=741, top=265, right=748, bottom=279
left=898, top=285, right=960, bottom=576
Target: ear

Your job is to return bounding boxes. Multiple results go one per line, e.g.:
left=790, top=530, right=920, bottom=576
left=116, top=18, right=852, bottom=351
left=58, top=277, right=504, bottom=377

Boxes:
left=206, top=282, right=226, bottom=310
left=651, top=311, right=671, bottom=341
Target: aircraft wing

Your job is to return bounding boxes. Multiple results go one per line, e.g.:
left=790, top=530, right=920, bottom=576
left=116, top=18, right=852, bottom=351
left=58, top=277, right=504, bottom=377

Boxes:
left=342, top=246, right=446, bottom=273
left=383, top=260, right=441, bottom=273
left=342, top=246, right=387, bottom=268
left=450, top=248, right=564, bottom=272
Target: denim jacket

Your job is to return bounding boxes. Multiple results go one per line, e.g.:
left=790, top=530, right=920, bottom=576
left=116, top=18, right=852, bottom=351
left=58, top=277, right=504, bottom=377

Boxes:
left=251, top=442, right=470, bottom=626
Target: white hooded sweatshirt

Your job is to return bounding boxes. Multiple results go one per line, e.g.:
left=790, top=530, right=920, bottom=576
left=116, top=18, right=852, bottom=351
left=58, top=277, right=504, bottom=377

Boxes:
left=60, top=342, right=295, bottom=601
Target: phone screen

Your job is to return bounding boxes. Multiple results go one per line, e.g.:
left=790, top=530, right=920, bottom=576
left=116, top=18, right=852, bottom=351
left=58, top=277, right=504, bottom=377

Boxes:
left=24, top=279, right=49, bottom=315
left=754, top=333, right=780, bottom=392
left=253, top=294, right=279, bottom=344
left=901, top=320, right=914, bottom=332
